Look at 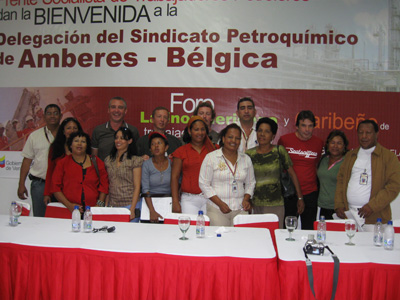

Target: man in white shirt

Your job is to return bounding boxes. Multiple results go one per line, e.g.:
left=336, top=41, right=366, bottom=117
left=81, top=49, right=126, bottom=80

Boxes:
left=235, top=97, right=258, bottom=153
left=17, top=104, right=62, bottom=217
left=335, top=120, right=400, bottom=225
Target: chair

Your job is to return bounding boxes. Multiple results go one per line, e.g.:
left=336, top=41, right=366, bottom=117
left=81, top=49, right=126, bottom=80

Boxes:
left=393, top=219, right=400, bottom=233
left=140, top=195, right=172, bottom=222
left=164, top=213, right=210, bottom=226
left=45, top=202, right=71, bottom=219
left=91, top=207, right=130, bottom=222
left=313, top=219, right=347, bottom=231
left=16, top=201, right=31, bottom=216
left=233, top=214, right=279, bottom=250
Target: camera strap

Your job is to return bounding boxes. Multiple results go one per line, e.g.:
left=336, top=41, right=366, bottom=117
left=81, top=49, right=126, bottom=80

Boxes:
left=304, top=245, right=340, bottom=300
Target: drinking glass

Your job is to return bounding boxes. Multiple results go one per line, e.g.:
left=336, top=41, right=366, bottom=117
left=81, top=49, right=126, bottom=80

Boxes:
left=285, top=216, right=297, bottom=241
left=178, top=216, right=191, bottom=240
left=345, top=219, right=356, bottom=246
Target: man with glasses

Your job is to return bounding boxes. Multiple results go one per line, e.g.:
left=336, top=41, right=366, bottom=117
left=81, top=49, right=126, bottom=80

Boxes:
left=92, top=97, right=140, bottom=161
left=17, top=104, right=62, bottom=217
left=236, top=97, right=258, bottom=153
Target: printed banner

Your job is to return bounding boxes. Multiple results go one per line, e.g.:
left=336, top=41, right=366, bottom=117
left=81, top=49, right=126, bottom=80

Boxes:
left=0, top=0, right=399, bottom=178
left=0, top=0, right=397, bottom=90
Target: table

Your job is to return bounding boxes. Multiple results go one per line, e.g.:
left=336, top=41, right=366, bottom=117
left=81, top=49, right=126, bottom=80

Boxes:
left=0, top=215, right=279, bottom=300
left=275, top=229, right=400, bottom=300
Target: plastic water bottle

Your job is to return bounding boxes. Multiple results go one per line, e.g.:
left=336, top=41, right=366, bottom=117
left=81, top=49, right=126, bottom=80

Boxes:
left=72, top=206, right=81, bottom=232
left=196, top=210, right=205, bottom=238
left=383, top=220, right=394, bottom=250
left=317, top=215, right=326, bottom=242
left=9, top=201, right=19, bottom=227
left=373, top=218, right=383, bottom=247
left=83, top=206, right=92, bottom=233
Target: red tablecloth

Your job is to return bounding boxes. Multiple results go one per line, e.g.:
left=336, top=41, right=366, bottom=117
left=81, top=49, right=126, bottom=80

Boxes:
left=0, top=243, right=279, bottom=300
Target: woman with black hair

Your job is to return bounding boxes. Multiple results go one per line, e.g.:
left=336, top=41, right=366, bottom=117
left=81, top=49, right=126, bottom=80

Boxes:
left=104, top=127, right=144, bottom=221
left=52, top=131, right=108, bottom=213
left=246, top=117, right=303, bottom=228
left=317, top=130, right=349, bottom=219
left=44, top=117, right=82, bottom=205
left=199, top=123, right=255, bottom=226
left=141, top=132, right=171, bottom=222
left=171, top=116, right=217, bottom=214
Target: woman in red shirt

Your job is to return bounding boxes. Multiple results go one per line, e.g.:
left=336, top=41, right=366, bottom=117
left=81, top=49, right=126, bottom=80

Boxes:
left=171, top=116, right=217, bottom=214
left=44, top=117, right=82, bottom=205
left=52, top=131, right=108, bottom=213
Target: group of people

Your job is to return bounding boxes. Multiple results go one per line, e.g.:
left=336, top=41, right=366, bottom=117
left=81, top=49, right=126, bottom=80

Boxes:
left=17, top=96, right=400, bottom=228
left=0, top=105, right=46, bottom=151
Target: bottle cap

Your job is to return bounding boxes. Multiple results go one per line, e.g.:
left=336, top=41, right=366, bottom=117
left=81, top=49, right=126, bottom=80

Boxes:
left=320, top=215, right=325, bottom=221
left=377, top=218, right=382, bottom=222
left=74, top=205, right=79, bottom=209
left=198, top=210, right=204, bottom=215
left=217, top=233, right=221, bottom=237
left=86, top=206, right=90, bottom=210
left=388, top=221, right=393, bottom=225
left=11, top=201, right=16, bottom=205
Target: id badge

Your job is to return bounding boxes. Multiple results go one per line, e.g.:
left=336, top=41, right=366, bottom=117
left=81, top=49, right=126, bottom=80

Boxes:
left=359, top=172, right=368, bottom=185
left=232, top=180, right=238, bottom=194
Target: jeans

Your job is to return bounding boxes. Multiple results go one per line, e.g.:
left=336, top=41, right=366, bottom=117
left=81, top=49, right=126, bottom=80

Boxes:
left=30, top=179, right=46, bottom=217
left=300, top=191, right=318, bottom=230
left=319, top=207, right=335, bottom=220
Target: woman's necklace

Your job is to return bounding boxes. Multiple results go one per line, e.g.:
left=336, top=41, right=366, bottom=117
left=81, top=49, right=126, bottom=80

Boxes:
left=72, top=154, right=87, bottom=167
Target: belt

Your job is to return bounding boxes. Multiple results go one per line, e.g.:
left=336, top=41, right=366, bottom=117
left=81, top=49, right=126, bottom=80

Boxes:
left=28, top=174, right=45, bottom=182
left=140, top=193, right=172, bottom=198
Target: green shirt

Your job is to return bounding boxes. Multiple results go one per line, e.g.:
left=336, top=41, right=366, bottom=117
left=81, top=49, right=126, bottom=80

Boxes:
left=317, top=155, right=343, bottom=210
left=246, top=146, right=293, bottom=207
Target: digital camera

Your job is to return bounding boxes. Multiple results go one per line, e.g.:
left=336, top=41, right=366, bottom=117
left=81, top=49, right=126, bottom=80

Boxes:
left=304, top=242, right=325, bottom=255
left=304, top=234, right=325, bottom=255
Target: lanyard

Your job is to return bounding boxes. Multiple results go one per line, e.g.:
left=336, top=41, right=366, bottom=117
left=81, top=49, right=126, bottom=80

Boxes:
left=240, top=128, right=252, bottom=152
left=327, top=156, right=343, bottom=170
left=222, top=155, right=237, bottom=180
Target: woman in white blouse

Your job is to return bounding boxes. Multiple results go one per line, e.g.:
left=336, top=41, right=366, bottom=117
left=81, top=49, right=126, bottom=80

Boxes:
left=199, top=124, right=255, bottom=226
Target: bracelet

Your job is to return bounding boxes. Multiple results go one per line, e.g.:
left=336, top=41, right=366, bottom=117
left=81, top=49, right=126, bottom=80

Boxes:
left=97, top=200, right=105, bottom=207
left=298, top=197, right=303, bottom=200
